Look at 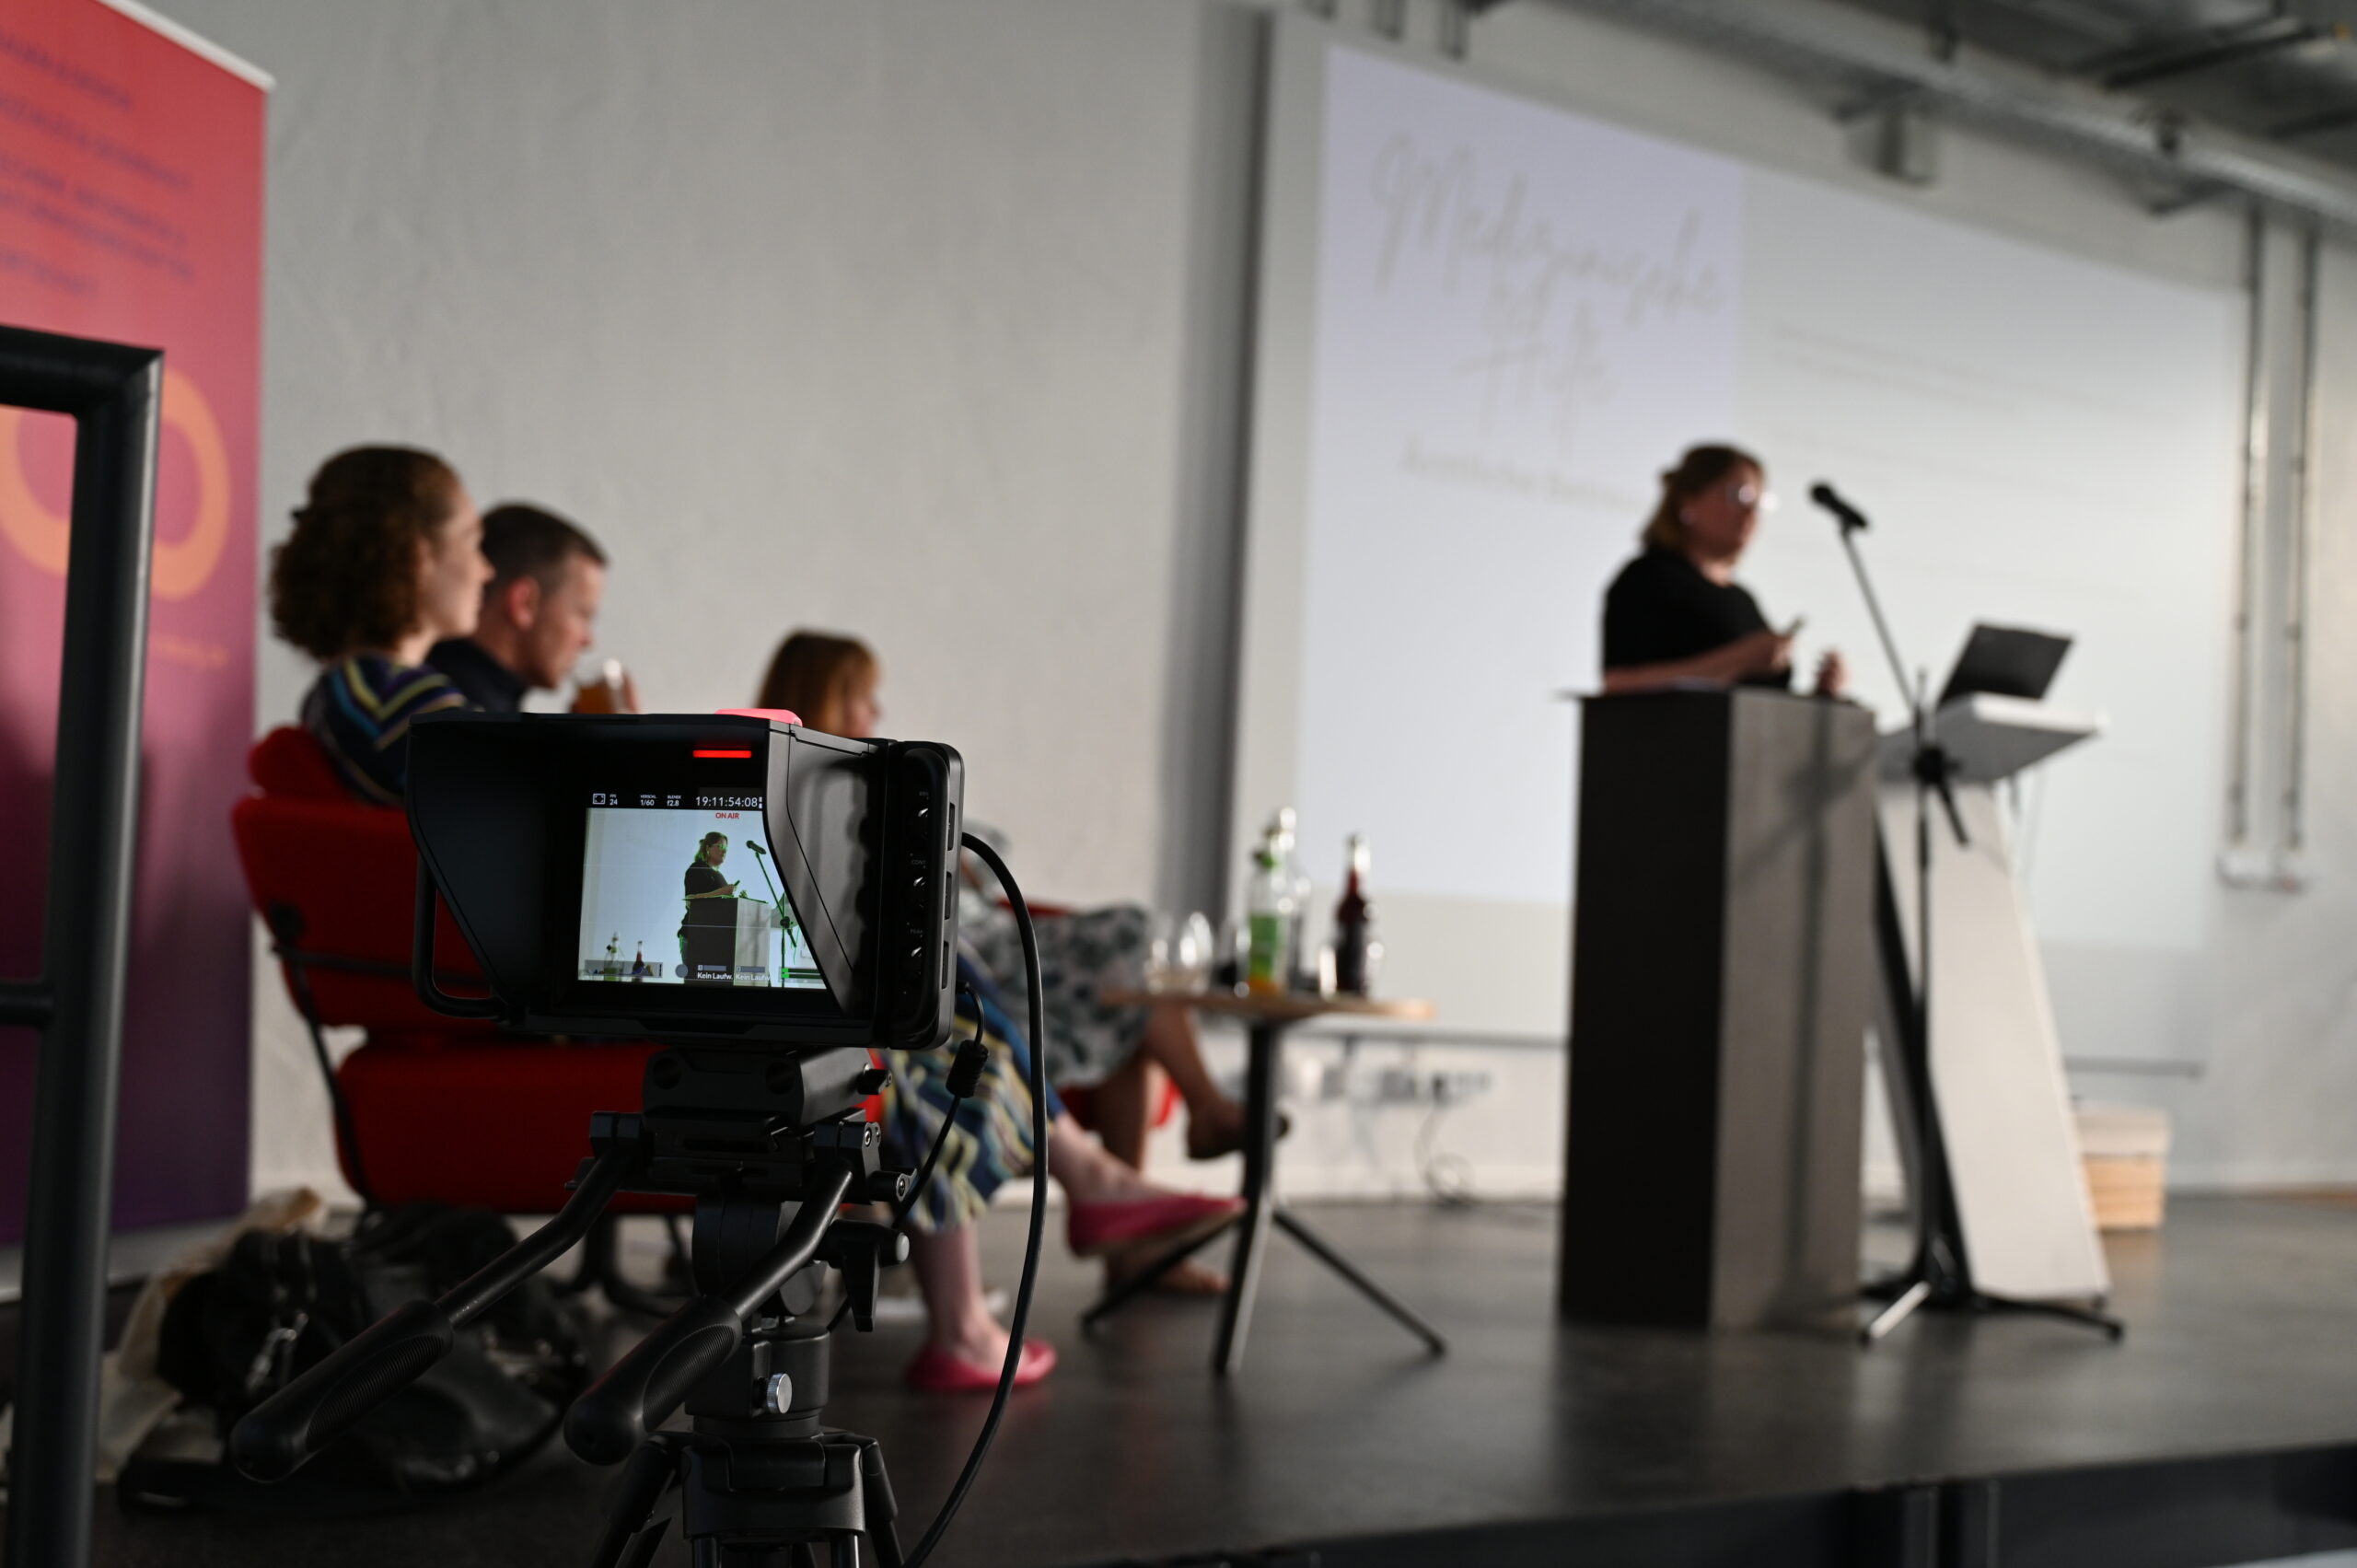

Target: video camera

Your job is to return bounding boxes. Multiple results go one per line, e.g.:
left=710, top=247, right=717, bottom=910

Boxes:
left=406, top=709, right=963, bottom=1051
left=232, top=710, right=1035, bottom=1566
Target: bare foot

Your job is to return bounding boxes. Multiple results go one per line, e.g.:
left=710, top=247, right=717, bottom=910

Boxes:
left=1051, top=1129, right=1164, bottom=1204
left=928, top=1311, right=1011, bottom=1369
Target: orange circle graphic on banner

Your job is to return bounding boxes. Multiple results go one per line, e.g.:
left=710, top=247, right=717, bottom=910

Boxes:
left=0, top=404, right=68, bottom=577
left=0, top=368, right=232, bottom=601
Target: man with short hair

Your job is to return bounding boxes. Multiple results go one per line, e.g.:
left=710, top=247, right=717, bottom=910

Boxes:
left=427, top=502, right=635, bottom=713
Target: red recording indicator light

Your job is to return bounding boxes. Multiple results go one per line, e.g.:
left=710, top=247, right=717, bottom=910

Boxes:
left=693, top=749, right=754, bottom=759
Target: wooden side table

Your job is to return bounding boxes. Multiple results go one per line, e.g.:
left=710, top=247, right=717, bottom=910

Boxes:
left=1083, top=988, right=1445, bottom=1375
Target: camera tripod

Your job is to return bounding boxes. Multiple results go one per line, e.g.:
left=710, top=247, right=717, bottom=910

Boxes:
left=232, top=1044, right=922, bottom=1567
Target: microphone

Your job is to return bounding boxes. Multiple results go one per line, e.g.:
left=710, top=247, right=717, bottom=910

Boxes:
left=1810, top=482, right=1868, bottom=533
left=747, top=842, right=768, bottom=858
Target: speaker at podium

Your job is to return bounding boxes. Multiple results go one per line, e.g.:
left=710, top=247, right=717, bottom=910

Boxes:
left=1558, top=625, right=2113, bottom=1335
left=682, top=896, right=786, bottom=986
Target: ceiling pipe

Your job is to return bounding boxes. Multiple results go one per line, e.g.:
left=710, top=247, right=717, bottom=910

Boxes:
left=1545, top=0, right=2357, bottom=233
left=2095, top=19, right=2339, bottom=94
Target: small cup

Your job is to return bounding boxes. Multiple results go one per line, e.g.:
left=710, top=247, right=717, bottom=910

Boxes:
left=573, top=657, right=629, bottom=714
left=1146, top=911, right=1215, bottom=994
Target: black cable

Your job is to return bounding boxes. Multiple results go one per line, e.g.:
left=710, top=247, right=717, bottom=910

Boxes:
left=893, top=1004, right=991, bottom=1231
left=900, top=832, right=1050, bottom=1568
left=1414, top=1100, right=1477, bottom=1210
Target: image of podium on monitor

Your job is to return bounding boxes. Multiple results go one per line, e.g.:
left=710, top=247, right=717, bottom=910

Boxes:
left=575, top=801, right=825, bottom=989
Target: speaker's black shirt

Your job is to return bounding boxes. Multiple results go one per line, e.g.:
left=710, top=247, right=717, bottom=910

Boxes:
left=681, top=862, right=734, bottom=931
left=1601, top=547, right=1791, bottom=690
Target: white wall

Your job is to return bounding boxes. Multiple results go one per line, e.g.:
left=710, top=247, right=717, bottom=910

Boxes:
left=151, top=0, right=2357, bottom=1199
left=152, top=0, right=1269, bottom=1198
left=2176, top=238, right=2357, bottom=1187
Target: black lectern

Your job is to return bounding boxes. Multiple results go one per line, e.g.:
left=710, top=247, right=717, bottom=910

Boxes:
left=1559, top=689, right=1875, bottom=1331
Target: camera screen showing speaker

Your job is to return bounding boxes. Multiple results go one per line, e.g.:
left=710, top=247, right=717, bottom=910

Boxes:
left=406, top=712, right=963, bottom=1049
left=575, top=798, right=828, bottom=990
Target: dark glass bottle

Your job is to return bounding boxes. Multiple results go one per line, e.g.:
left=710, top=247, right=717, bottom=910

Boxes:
left=1332, top=834, right=1374, bottom=996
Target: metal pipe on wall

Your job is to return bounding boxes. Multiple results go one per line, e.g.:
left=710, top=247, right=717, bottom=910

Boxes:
left=2283, top=224, right=2323, bottom=863
left=1440, top=1, right=1471, bottom=60
left=2225, top=208, right=2272, bottom=857
left=2219, top=215, right=2322, bottom=888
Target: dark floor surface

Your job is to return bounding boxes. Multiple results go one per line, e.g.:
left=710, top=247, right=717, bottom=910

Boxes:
left=10, top=1194, right=2357, bottom=1566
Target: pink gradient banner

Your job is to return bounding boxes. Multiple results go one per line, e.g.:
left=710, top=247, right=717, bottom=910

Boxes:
left=0, top=0, right=264, bottom=1239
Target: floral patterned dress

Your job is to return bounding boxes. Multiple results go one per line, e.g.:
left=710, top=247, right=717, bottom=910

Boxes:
left=962, top=901, right=1151, bottom=1090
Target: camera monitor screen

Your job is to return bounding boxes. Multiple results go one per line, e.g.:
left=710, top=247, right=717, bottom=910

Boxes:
left=407, top=711, right=962, bottom=1050
left=576, top=793, right=828, bottom=991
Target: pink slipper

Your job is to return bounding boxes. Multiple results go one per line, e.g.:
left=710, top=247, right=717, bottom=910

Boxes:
left=1066, top=1191, right=1245, bottom=1259
left=904, top=1338, right=1058, bottom=1394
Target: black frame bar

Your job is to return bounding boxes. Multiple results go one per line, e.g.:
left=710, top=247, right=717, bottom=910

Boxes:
left=0, top=323, right=164, bottom=1568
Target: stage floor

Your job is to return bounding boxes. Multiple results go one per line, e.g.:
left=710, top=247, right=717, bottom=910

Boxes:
left=29, top=1193, right=2357, bottom=1567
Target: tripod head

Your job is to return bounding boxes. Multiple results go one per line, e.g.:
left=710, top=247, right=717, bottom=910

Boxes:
left=230, top=1044, right=911, bottom=1482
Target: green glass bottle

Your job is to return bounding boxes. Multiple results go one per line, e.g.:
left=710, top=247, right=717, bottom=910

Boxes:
left=1245, top=832, right=1292, bottom=995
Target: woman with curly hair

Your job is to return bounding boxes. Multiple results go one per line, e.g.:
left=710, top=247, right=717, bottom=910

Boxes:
left=269, top=447, right=494, bottom=802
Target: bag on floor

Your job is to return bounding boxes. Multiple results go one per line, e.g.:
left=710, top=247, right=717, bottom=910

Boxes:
left=124, top=1202, right=585, bottom=1507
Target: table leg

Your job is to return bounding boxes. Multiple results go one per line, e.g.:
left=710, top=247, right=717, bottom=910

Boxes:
left=1211, top=1018, right=1283, bottom=1376
left=1271, top=1207, right=1446, bottom=1354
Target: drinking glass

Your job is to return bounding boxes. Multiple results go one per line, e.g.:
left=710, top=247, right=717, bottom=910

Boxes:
left=1146, top=911, right=1214, bottom=994
left=573, top=656, right=629, bottom=714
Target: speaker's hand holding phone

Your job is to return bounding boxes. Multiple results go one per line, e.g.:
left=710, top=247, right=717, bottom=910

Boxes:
left=1730, top=624, right=1797, bottom=678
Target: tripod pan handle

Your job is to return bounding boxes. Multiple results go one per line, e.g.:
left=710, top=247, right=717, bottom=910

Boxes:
left=565, top=1296, right=744, bottom=1465
left=228, top=1297, right=457, bottom=1481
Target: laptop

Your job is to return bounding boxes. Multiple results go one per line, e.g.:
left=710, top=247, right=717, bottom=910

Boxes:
left=1936, top=623, right=2072, bottom=708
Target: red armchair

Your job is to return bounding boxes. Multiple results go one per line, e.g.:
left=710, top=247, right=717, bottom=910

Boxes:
left=232, top=726, right=684, bottom=1305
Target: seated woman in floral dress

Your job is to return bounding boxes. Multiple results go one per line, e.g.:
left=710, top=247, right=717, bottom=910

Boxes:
left=756, top=630, right=1244, bottom=1388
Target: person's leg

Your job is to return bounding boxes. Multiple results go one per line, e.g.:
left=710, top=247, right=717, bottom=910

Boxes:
left=1050, top=1111, right=1237, bottom=1295
left=903, top=1222, right=1059, bottom=1389
left=1087, top=1051, right=1157, bottom=1170
left=1137, top=1005, right=1248, bottom=1159
left=1050, top=1112, right=1180, bottom=1202
left=1138, top=1005, right=1224, bottom=1111
left=908, top=1225, right=1006, bottom=1365
left=938, top=983, right=1237, bottom=1282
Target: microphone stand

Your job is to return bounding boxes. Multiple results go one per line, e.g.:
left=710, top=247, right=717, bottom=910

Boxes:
left=1827, top=496, right=2121, bottom=1346
left=744, top=843, right=794, bottom=985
